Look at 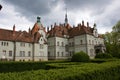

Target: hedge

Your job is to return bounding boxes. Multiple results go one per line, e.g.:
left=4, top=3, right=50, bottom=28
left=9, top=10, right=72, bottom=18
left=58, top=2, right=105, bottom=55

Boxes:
left=0, top=60, right=120, bottom=80
left=71, top=51, right=89, bottom=62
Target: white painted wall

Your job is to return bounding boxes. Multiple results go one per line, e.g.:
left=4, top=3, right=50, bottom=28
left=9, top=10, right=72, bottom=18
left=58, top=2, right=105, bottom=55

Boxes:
left=0, top=41, right=14, bottom=60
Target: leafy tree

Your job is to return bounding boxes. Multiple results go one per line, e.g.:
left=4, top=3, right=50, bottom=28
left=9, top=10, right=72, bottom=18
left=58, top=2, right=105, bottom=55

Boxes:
left=104, top=21, right=120, bottom=58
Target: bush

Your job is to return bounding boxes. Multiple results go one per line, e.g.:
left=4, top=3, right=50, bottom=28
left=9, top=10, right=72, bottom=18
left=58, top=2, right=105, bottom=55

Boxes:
left=71, top=51, right=89, bottom=62
left=95, top=53, right=113, bottom=59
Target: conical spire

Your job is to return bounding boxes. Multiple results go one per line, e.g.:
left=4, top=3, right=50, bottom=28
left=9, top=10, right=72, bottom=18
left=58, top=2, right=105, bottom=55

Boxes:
left=65, top=8, right=68, bottom=25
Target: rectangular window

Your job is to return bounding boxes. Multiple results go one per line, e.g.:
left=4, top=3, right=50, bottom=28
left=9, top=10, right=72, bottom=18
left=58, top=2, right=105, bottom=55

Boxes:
left=57, top=42, right=59, bottom=46
left=89, top=40, right=91, bottom=45
left=72, top=42, right=74, bottom=46
left=20, top=42, right=25, bottom=47
left=7, top=42, right=8, bottom=46
left=48, top=52, right=50, bottom=57
left=4, top=42, right=6, bottom=46
left=69, top=43, right=71, bottom=46
left=19, top=51, right=25, bottom=57
left=1, top=42, right=3, bottom=46
left=28, top=51, right=31, bottom=57
left=20, top=51, right=22, bottom=57
left=40, top=44, right=44, bottom=49
left=23, top=51, right=25, bottom=57
left=9, top=51, right=12, bottom=57
left=80, top=40, right=83, bottom=45
left=61, top=52, right=63, bottom=57
left=61, top=42, right=64, bottom=46
left=29, top=43, right=31, bottom=47
left=57, top=52, right=59, bottom=57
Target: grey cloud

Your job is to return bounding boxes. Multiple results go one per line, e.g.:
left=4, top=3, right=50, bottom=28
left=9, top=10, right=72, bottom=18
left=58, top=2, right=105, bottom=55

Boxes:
left=64, top=0, right=112, bottom=15
left=4, top=0, right=60, bottom=16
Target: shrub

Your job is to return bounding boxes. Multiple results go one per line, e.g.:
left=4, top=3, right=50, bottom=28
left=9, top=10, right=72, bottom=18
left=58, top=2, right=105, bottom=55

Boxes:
left=71, top=51, right=89, bottom=62
left=95, top=53, right=113, bottom=59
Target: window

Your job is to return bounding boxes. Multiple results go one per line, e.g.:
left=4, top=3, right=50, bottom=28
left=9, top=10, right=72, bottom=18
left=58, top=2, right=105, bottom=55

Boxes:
left=96, top=41, right=97, bottom=44
left=40, top=44, right=44, bottom=49
left=20, top=42, right=25, bottom=47
left=23, top=51, right=25, bottom=57
left=72, top=42, right=74, bottom=46
left=48, top=52, right=50, bottom=57
left=29, top=43, right=31, bottom=47
left=61, top=52, right=64, bottom=57
left=57, top=42, right=59, bottom=46
left=20, top=51, right=22, bottom=57
left=69, top=43, right=71, bottom=46
left=80, top=40, right=83, bottom=44
left=28, top=51, right=31, bottom=57
left=7, top=42, right=8, bottom=46
left=61, top=42, right=64, bottom=46
left=57, top=52, right=59, bottom=57
left=9, top=51, right=12, bottom=57
left=1, top=42, right=3, bottom=46
left=89, top=40, right=91, bottom=45
left=19, top=51, right=25, bottom=57
left=92, top=40, right=94, bottom=44
left=69, top=51, right=71, bottom=56
left=1, top=42, right=9, bottom=46
left=4, top=42, right=6, bottom=46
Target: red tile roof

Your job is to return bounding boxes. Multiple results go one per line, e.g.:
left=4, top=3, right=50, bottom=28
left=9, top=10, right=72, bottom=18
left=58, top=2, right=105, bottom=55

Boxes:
left=47, top=22, right=94, bottom=38
left=0, top=22, right=46, bottom=43
left=0, top=28, right=33, bottom=43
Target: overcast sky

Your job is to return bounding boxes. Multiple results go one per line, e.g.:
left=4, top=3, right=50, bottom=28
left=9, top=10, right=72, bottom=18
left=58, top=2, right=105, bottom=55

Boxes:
left=0, top=0, right=120, bottom=33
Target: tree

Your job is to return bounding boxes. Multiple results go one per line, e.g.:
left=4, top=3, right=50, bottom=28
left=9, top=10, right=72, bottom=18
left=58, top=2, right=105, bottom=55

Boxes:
left=112, top=20, right=120, bottom=44
left=104, top=21, right=120, bottom=58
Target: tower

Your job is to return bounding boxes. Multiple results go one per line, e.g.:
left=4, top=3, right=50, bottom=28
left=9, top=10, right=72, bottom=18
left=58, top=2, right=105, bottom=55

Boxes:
left=65, top=8, right=68, bottom=26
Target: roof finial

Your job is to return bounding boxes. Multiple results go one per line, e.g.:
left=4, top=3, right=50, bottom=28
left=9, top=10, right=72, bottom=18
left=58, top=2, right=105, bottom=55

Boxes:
left=37, top=16, right=41, bottom=23
left=65, top=8, right=68, bottom=26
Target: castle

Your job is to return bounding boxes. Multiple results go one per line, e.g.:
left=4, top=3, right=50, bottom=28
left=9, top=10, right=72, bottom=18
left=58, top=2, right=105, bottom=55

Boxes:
left=0, top=14, right=105, bottom=61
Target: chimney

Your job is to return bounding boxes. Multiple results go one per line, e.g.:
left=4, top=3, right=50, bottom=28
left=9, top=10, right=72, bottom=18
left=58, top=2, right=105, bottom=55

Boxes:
left=78, top=23, right=81, bottom=30
left=28, top=27, right=31, bottom=34
left=73, top=25, right=75, bottom=28
left=82, top=20, right=84, bottom=26
left=87, top=22, right=89, bottom=27
left=13, top=25, right=15, bottom=36
left=93, top=23, right=96, bottom=28
left=54, top=22, right=56, bottom=26
left=51, top=25, right=53, bottom=30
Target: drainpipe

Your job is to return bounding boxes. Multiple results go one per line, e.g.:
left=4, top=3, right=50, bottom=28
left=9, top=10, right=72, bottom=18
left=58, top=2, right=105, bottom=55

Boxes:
left=54, top=37, right=56, bottom=60
left=32, top=42, right=35, bottom=61
left=13, top=41, right=16, bottom=61
left=85, top=34, right=88, bottom=54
